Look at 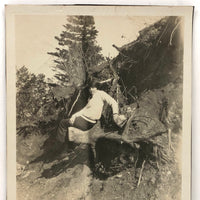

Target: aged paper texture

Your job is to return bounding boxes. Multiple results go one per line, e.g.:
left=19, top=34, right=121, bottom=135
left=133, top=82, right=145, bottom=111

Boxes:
left=6, top=5, right=193, bottom=200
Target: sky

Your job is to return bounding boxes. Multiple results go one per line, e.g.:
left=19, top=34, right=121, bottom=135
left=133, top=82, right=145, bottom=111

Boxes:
left=15, top=15, right=163, bottom=78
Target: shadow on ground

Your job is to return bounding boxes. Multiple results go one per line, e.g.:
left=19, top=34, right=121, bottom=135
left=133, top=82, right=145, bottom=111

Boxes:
left=39, top=143, right=95, bottom=179
left=33, top=136, right=140, bottom=180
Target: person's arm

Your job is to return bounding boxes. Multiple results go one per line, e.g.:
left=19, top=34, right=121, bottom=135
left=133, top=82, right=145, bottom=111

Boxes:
left=99, top=90, right=127, bottom=127
left=100, top=91, right=119, bottom=115
left=69, top=109, right=84, bottom=124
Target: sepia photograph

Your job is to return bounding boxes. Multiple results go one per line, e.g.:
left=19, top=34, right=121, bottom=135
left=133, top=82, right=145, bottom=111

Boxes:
left=6, top=5, right=193, bottom=200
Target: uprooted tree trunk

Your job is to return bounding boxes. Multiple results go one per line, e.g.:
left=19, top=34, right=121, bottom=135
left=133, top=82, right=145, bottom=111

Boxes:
left=87, top=122, right=168, bottom=147
left=69, top=110, right=170, bottom=166
left=107, top=59, right=120, bottom=101
left=107, top=58, right=127, bottom=104
left=98, top=59, right=127, bottom=129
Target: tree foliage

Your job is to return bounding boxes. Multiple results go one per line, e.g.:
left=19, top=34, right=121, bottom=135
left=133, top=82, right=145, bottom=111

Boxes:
left=48, top=16, right=105, bottom=87
left=16, top=66, right=59, bottom=132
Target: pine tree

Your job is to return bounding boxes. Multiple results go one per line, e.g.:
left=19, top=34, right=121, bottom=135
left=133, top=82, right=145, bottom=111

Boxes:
left=48, top=16, right=104, bottom=87
left=16, top=66, right=57, bottom=133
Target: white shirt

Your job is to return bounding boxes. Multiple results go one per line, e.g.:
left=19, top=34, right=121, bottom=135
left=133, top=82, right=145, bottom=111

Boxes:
left=71, top=89, right=119, bottom=122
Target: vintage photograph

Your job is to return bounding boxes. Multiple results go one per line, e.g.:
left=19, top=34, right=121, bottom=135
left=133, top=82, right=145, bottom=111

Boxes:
left=6, top=5, right=193, bottom=200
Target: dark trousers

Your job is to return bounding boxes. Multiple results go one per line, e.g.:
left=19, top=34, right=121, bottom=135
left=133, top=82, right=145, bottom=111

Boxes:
left=56, top=116, right=96, bottom=143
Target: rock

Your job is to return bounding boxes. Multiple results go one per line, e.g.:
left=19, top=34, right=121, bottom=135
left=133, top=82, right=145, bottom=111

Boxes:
left=167, top=171, right=171, bottom=175
left=55, top=164, right=92, bottom=200
left=16, top=163, right=26, bottom=176
left=116, top=174, right=122, bottom=178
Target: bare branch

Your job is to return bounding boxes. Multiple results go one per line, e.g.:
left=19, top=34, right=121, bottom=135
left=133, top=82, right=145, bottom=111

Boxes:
left=112, top=44, right=128, bottom=58
left=99, top=78, right=113, bottom=84
left=137, top=160, right=146, bottom=187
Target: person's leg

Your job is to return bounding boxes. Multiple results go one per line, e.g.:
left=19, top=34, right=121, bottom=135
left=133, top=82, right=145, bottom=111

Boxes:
left=56, top=118, right=71, bottom=143
left=55, top=116, right=94, bottom=155
left=73, top=116, right=96, bottom=131
left=52, top=118, right=72, bottom=159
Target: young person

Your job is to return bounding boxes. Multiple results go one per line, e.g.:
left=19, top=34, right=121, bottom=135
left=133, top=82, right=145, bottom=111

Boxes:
left=55, top=82, right=127, bottom=157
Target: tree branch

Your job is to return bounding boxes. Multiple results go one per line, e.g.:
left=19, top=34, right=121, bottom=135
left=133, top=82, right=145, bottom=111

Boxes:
left=112, top=44, right=128, bottom=58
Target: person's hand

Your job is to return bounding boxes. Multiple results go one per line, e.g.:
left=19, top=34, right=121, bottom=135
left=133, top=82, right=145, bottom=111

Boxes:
left=113, top=114, right=127, bottom=127
left=113, top=114, right=119, bottom=123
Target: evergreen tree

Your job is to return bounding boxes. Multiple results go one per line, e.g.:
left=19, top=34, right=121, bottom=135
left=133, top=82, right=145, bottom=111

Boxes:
left=16, top=66, right=57, bottom=133
left=48, top=16, right=104, bottom=87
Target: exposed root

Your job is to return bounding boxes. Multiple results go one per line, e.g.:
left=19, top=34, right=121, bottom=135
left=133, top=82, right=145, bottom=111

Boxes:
left=137, top=160, right=146, bottom=187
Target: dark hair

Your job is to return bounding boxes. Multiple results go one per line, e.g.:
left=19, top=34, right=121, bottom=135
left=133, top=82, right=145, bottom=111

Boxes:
left=90, top=80, right=101, bottom=89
